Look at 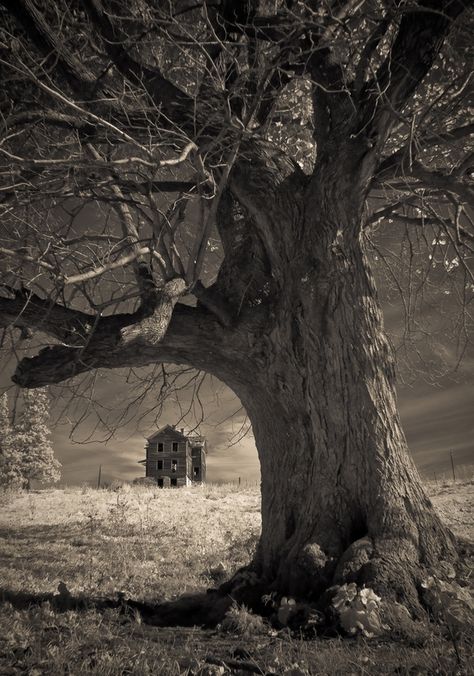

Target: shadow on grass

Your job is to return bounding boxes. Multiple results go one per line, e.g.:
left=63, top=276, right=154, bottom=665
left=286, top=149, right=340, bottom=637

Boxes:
left=0, top=587, right=233, bottom=628
left=0, top=517, right=239, bottom=628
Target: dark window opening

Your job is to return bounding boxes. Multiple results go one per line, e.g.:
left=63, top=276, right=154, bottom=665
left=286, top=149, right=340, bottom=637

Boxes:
left=157, top=460, right=163, bottom=470
left=171, top=460, right=178, bottom=473
left=157, top=478, right=164, bottom=488
left=158, top=442, right=164, bottom=452
left=171, top=478, right=177, bottom=487
left=193, top=467, right=200, bottom=477
left=172, top=442, right=178, bottom=452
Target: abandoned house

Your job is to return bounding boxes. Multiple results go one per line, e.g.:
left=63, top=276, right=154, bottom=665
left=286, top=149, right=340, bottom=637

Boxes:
left=139, top=425, right=207, bottom=487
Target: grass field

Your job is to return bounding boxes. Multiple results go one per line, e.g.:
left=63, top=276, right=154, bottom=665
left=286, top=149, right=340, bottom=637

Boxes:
left=0, top=479, right=472, bottom=675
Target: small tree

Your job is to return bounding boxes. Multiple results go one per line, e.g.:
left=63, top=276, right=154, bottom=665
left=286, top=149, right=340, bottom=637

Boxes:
left=12, top=389, right=61, bottom=489
left=0, top=392, right=22, bottom=488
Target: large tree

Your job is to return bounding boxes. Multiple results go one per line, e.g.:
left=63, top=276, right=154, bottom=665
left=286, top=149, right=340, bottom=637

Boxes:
left=0, top=1, right=472, bottom=615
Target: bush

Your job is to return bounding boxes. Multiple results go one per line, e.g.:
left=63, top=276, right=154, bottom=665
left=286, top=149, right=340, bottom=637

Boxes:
left=132, top=477, right=157, bottom=488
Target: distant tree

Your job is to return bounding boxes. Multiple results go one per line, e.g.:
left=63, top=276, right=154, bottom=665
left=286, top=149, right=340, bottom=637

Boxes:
left=11, top=389, right=61, bottom=489
left=0, top=0, right=472, bottom=616
left=0, top=392, right=22, bottom=487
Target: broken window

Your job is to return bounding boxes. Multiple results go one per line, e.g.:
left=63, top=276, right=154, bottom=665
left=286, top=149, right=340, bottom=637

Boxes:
left=158, top=442, right=164, bottom=452
left=171, top=459, right=178, bottom=473
left=193, top=467, right=200, bottom=477
left=172, top=442, right=178, bottom=452
left=157, top=460, right=163, bottom=470
left=171, top=478, right=177, bottom=487
left=157, top=478, right=164, bottom=488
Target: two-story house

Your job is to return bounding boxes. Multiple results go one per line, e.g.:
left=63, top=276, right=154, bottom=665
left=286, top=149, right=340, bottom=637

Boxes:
left=140, top=425, right=207, bottom=487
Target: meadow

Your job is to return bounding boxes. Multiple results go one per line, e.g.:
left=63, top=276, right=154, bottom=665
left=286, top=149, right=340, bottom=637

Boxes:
left=0, top=478, right=472, bottom=675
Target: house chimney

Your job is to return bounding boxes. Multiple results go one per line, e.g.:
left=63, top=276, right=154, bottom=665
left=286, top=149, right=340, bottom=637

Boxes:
left=180, top=428, right=184, bottom=434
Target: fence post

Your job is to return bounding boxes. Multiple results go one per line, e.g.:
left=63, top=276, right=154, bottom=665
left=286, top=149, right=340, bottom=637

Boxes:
left=97, top=464, right=102, bottom=489
left=449, top=452, right=456, bottom=482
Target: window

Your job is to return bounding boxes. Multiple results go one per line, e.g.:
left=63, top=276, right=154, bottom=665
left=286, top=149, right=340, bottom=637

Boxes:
left=172, top=442, right=178, bottom=452
left=158, top=442, right=164, bottom=452
left=171, top=478, right=177, bottom=487
left=193, top=467, right=200, bottom=477
left=157, top=460, right=163, bottom=470
left=171, top=459, right=178, bottom=473
left=157, top=478, right=164, bottom=488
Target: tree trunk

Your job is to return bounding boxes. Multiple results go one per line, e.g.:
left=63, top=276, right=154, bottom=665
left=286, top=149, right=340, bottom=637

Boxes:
left=233, top=205, right=457, bottom=612
left=2, top=142, right=459, bottom=618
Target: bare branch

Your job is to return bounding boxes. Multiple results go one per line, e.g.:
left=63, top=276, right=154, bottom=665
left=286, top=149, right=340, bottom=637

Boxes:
left=376, top=123, right=474, bottom=182
left=0, top=246, right=56, bottom=273
left=0, top=57, right=150, bottom=152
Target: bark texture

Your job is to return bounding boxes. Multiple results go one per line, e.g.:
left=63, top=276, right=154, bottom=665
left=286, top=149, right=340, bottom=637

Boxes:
left=238, top=238, right=457, bottom=609
left=219, top=149, right=458, bottom=611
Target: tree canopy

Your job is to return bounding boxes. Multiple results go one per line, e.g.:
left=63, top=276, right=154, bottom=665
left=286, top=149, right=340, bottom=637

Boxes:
left=0, top=2, right=472, bottom=384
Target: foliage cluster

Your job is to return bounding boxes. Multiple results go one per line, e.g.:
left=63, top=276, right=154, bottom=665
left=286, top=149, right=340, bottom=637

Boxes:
left=421, top=575, right=474, bottom=638
left=0, top=388, right=61, bottom=488
left=331, top=584, right=384, bottom=638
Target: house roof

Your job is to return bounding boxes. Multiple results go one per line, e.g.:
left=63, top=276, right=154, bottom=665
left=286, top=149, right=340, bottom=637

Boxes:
left=146, top=424, right=188, bottom=442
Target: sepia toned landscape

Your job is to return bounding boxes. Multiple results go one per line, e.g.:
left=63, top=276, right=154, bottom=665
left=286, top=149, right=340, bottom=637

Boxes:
left=1, top=0, right=473, bottom=673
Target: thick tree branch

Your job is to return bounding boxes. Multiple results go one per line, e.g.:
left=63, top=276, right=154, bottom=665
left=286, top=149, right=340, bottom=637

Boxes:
left=82, top=0, right=193, bottom=124
left=0, top=276, right=198, bottom=383
left=0, top=288, right=104, bottom=343
left=368, top=207, right=474, bottom=244
left=358, top=0, right=467, bottom=140
left=402, top=162, right=473, bottom=204
left=354, top=10, right=393, bottom=95
left=7, top=295, right=242, bottom=389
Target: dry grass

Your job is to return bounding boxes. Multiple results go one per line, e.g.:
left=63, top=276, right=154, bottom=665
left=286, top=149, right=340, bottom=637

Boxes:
left=0, top=480, right=472, bottom=675
left=0, top=483, right=260, bottom=602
